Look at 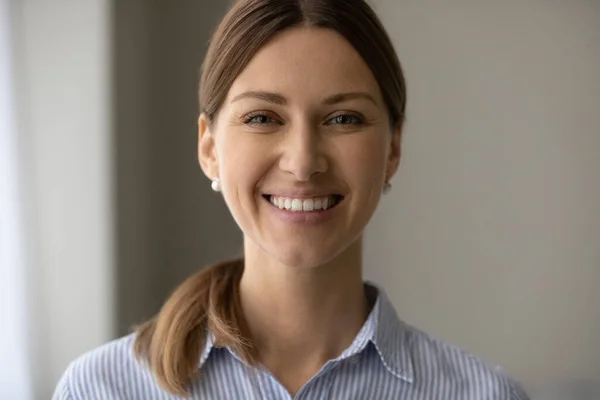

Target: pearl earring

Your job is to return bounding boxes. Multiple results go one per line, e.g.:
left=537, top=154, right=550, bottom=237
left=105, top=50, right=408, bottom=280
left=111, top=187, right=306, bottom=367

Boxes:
left=383, top=181, right=392, bottom=194
left=211, top=178, right=221, bottom=192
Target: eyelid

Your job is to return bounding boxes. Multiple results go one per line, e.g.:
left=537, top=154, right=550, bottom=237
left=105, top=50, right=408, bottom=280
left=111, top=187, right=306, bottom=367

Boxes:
left=242, top=111, right=283, bottom=126
left=325, top=111, right=366, bottom=125
left=240, top=110, right=367, bottom=126
left=243, top=110, right=272, bottom=119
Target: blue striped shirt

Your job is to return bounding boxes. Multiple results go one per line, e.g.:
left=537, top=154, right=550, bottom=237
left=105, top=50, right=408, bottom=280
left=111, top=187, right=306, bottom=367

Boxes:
left=53, top=284, right=529, bottom=399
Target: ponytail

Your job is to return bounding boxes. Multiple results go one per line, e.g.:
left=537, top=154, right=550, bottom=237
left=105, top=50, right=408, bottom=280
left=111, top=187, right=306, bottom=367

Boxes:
left=133, top=258, right=257, bottom=396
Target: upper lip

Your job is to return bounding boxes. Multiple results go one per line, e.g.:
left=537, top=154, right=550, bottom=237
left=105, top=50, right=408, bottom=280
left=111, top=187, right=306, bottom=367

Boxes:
left=262, top=189, right=344, bottom=198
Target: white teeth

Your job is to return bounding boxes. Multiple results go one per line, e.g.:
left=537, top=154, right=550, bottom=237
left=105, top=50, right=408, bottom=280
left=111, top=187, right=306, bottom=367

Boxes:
left=314, top=198, right=322, bottom=209
left=303, top=199, right=314, bottom=211
left=269, top=195, right=338, bottom=212
left=291, top=199, right=302, bottom=211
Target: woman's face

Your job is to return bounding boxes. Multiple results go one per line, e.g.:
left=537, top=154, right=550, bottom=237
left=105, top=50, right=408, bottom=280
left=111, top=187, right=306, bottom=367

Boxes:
left=199, top=27, right=401, bottom=268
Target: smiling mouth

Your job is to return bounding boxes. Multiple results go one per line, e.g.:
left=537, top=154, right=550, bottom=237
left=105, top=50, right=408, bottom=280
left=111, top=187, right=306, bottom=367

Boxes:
left=263, top=194, right=344, bottom=212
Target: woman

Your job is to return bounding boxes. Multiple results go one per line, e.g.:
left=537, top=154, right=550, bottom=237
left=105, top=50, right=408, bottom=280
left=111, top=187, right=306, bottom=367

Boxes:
left=54, top=0, right=529, bottom=399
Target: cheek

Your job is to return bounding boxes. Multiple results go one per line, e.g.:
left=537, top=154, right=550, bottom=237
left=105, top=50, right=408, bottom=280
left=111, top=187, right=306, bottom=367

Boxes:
left=337, top=134, right=388, bottom=186
left=216, top=134, right=272, bottom=203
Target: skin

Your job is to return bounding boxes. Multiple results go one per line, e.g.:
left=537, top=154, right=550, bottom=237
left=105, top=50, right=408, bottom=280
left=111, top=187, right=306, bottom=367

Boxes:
left=198, top=26, right=402, bottom=395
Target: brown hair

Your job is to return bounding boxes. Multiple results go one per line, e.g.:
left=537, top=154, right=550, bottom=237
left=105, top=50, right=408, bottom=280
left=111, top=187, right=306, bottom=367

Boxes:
left=134, top=0, right=407, bottom=396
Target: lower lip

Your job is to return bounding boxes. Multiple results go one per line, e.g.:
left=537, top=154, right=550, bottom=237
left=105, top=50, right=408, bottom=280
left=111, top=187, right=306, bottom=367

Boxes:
left=264, top=197, right=343, bottom=225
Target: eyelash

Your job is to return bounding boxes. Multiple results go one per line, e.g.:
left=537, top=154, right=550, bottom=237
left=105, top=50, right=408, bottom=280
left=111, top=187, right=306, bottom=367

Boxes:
left=242, top=112, right=365, bottom=127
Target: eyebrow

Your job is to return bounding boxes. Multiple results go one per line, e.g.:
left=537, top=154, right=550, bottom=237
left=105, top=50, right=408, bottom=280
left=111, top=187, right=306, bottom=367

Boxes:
left=230, top=91, right=378, bottom=106
left=231, top=91, right=287, bottom=105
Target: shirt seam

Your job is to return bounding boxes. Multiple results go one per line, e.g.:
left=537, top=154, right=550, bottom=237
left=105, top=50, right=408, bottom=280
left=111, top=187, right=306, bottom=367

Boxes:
left=371, top=340, right=411, bottom=382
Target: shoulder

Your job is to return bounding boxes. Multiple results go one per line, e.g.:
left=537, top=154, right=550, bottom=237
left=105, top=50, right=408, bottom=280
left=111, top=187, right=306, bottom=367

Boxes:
left=402, top=322, right=530, bottom=399
left=52, top=333, right=175, bottom=400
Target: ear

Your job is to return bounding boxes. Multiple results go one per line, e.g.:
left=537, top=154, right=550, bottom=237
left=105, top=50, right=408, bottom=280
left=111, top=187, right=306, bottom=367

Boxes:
left=198, top=113, right=219, bottom=181
left=385, top=122, right=402, bottom=182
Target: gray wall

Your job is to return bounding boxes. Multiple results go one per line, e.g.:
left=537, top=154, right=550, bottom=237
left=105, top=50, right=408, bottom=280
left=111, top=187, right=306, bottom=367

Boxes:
left=365, top=0, right=600, bottom=391
left=14, top=0, right=114, bottom=398
left=113, top=0, right=241, bottom=335
left=13, top=1, right=240, bottom=397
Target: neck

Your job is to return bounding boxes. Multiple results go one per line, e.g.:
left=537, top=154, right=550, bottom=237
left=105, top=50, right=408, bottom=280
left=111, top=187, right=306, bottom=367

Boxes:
left=239, top=238, right=369, bottom=376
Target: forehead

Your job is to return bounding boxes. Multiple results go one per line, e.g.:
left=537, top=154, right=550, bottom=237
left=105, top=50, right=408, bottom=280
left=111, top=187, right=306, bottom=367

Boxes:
left=226, top=27, right=383, bottom=104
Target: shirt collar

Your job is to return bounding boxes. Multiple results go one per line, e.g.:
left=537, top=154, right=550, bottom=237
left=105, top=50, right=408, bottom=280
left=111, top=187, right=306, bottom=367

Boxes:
left=334, top=282, right=414, bottom=383
left=198, top=282, right=414, bottom=383
left=199, top=330, right=216, bottom=367
left=367, top=282, right=415, bottom=383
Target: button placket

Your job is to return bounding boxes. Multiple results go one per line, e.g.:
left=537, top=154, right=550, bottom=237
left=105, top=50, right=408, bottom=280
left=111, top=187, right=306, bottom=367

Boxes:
left=293, top=361, right=339, bottom=400
left=254, top=366, right=294, bottom=400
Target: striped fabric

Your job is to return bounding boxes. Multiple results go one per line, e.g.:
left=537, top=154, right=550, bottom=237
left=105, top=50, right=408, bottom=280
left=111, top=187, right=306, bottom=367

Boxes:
left=53, top=284, right=530, bottom=399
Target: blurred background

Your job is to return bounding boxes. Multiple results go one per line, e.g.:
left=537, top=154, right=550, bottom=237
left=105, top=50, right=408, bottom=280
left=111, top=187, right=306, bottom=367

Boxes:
left=1, top=0, right=599, bottom=399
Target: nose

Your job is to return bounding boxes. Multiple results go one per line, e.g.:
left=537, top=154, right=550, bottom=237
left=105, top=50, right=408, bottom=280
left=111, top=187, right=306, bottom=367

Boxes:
left=278, top=122, right=328, bottom=182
